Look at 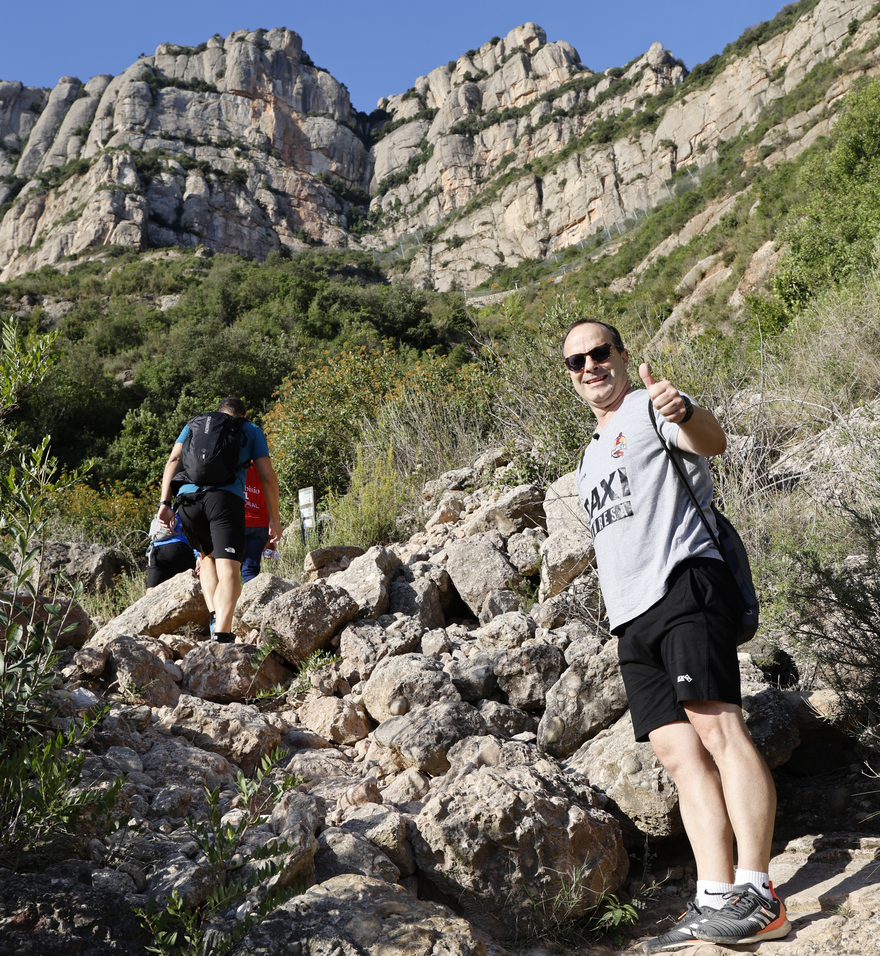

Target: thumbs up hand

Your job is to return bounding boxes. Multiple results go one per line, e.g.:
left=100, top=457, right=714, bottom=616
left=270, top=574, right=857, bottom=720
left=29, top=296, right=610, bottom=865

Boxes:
left=639, top=363, right=657, bottom=390
left=640, top=362, right=688, bottom=423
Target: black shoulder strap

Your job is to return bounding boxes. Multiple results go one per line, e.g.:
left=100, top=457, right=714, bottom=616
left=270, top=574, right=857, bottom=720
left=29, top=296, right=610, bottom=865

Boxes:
left=648, top=399, right=725, bottom=558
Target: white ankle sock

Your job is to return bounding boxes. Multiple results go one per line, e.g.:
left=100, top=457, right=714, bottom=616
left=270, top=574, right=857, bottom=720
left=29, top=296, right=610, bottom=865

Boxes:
left=696, top=880, right=732, bottom=910
left=734, top=869, right=772, bottom=900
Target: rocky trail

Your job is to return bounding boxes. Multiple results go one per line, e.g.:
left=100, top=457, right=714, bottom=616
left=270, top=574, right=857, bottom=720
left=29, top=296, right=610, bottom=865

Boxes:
left=2, top=445, right=879, bottom=956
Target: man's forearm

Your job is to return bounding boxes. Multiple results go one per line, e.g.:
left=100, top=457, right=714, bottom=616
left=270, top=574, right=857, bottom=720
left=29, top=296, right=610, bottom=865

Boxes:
left=676, top=407, right=727, bottom=457
left=160, top=446, right=182, bottom=501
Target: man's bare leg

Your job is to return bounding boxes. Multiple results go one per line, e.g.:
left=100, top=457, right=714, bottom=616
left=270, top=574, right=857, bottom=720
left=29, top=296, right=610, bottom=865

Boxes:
left=684, top=701, right=776, bottom=873
left=649, top=719, right=735, bottom=882
left=198, top=554, right=242, bottom=633
left=208, top=557, right=242, bottom=633
left=198, top=553, right=217, bottom=608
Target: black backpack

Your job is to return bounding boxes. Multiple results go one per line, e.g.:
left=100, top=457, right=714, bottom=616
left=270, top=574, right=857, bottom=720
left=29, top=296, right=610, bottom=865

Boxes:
left=180, top=412, right=246, bottom=488
left=648, top=401, right=759, bottom=645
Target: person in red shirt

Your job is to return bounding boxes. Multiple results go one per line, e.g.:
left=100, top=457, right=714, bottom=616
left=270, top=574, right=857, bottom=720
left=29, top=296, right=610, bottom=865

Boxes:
left=242, top=461, right=275, bottom=582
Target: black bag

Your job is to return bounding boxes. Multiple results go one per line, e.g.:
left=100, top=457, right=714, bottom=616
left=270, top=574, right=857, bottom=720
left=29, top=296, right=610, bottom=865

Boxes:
left=648, top=401, right=759, bottom=645
left=180, top=412, right=246, bottom=488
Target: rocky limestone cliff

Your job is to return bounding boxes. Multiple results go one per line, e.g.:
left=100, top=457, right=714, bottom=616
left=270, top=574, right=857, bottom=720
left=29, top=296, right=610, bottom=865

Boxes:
left=0, top=0, right=878, bottom=286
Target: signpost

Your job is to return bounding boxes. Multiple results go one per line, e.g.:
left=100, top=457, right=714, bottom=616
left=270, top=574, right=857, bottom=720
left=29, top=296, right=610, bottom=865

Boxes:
left=298, top=486, right=316, bottom=542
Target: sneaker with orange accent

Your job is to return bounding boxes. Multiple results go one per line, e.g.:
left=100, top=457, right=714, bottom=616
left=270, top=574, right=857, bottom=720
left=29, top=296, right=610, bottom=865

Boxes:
left=696, top=882, right=791, bottom=945
left=641, top=901, right=717, bottom=953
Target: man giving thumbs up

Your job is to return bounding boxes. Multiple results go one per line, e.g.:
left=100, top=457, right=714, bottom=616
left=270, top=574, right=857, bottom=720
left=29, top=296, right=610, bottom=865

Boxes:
left=562, top=318, right=789, bottom=953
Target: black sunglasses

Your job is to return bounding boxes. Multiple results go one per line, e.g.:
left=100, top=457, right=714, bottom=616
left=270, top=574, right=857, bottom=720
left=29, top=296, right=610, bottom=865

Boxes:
left=563, top=343, right=617, bottom=372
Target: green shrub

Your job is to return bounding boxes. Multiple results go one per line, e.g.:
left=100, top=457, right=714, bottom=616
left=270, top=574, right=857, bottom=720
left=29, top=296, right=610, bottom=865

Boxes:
left=781, top=502, right=880, bottom=722
left=137, top=749, right=303, bottom=956
left=775, top=79, right=880, bottom=312
left=322, top=443, right=416, bottom=549
left=0, top=329, right=128, bottom=869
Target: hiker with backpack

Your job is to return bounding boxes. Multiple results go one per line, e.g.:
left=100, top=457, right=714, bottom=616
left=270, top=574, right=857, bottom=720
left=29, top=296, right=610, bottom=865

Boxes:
left=242, top=461, right=277, bottom=583
left=157, top=397, right=281, bottom=644
left=562, top=319, right=789, bottom=952
left=145, top=512, right=197, bottom=592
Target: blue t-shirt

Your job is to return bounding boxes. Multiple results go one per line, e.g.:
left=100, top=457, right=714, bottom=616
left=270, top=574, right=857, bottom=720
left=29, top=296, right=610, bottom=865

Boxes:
left=175, top=418, right=270, bottom=500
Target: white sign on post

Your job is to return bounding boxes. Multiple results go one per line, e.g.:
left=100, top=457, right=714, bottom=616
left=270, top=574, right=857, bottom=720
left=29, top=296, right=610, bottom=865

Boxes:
left=298, top=486, right=316, bottom=533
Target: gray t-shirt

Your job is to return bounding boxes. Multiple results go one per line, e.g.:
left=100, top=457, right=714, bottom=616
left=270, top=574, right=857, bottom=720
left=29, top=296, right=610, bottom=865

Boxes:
left=575, top=389, right=721, bottom=631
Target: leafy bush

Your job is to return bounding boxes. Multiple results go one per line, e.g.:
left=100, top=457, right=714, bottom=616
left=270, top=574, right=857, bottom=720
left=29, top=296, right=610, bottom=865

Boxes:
left=46, top=479, right=155, bottom=559
left=263, top=345, right=406, bottom=505
left=137, top=749, right=303, bottom=956
left=775, top=79, right=880, bottom=312
left=781, top=503, right=880, bottom=722
left=357, top=358, right=494, bottom=484
left=0, top=328, right=127, bottom=869
left=0, top=441, right=85, bottom=751
left=322, top=444, right=416, bottom=548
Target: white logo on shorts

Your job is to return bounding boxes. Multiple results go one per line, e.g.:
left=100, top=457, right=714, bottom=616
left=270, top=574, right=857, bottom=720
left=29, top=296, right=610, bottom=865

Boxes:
left=225, top=547, right=235, bottom=553
left=677, top=674, right=693, bottom=683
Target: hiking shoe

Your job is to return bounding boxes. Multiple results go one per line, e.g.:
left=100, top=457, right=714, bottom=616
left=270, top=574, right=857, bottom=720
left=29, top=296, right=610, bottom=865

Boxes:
left=642, top=902, right=716, bottom=953
left=696, top=882, right=790, bottom=945
left=214, top=631, right=235, bottom=644
left=209, top=611, right=216, bottom=639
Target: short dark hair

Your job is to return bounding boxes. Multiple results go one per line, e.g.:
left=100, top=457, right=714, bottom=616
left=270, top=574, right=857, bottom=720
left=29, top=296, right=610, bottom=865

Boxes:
left=559, top=318, right=625, bottom=357
left=218, top=396, right=246, bottom=417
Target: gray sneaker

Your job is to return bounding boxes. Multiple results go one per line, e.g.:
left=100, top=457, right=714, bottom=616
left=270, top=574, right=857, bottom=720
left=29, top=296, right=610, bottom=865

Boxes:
left=642, top=901, right=716, bottom=953
left=694, top=882, right=790, bottom=945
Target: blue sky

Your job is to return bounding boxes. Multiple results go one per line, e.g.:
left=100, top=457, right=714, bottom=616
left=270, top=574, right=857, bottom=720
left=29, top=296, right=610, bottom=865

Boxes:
left=3, top=0, right=790, bottom=113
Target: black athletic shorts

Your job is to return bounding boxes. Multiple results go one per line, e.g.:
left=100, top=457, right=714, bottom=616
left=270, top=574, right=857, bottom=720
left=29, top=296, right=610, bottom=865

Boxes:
left=176, top=490, right=246, bottom=563
left=616, top=557, right=742, bottom=742
left=147, top=542, right=197, bottom=588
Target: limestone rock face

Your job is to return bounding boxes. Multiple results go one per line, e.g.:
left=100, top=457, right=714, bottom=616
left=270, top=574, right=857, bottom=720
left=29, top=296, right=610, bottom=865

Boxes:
left=445, top=533, right=521, bottom=617
left=361, top=653, right=461, bottom=723
left=92, top=573, right=206, bottom=645
left=179, top=642, right=294, bottom=703
left=165, top=694, right=284, bottom=775
left=297, top=696, right=374, bottom=744
left=104, top=636, right=181, bottom=708
left=537, top=639, right=628, bottom=757
left=1, top=3, right=872, bottom=291
left=338, top=619, right=420, bottom=684
left=473, top=610, right=536, bottom=650
left=494, top=641, right=566, bottom=711
left=539, top=526, right=594, bottom=601
left=371, top=700, right=488, bottom=775
left=260, top=581, right=358, bottom=666
left=506, top=527, right=547, bottom=576
left=340, top=804, right=415, bottom=876
left=232, top=572, right=297, bottom=638
left=566, top=711, right=683, bottom=844
left=314, top=826, right=400, bottom=884
left=140, top=738, right=238, bottom=791
left=327, top=546, right=403, bottom=618
left=542, top=471, right=588, bottom=536
left=387, top=575, right=444, bottom=629
left=410, top=736, right=628, bottom=940
left=461, top=484, right=546, bottom=536
left=224, top=874, right=487, bottom=956
left=0, top=28, right=366, bottom=280
left=445, top=650, right=500, bottom=702
left=31, top=540, right=124, bottom=594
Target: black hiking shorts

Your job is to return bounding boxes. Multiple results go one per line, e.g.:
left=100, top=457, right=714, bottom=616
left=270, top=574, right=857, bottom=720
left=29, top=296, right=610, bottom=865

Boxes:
left=176, top=490, right=246, bottom=563
left=147, top=541, right=197, bottom=588
left=616, top=557, right=742, bottom=741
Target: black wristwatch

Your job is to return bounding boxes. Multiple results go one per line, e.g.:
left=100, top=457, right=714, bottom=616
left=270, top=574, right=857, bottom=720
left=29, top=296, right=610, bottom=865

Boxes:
left=678, top=395, right=694, bottom=424
left=160, top=499, right=173, bottom=507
